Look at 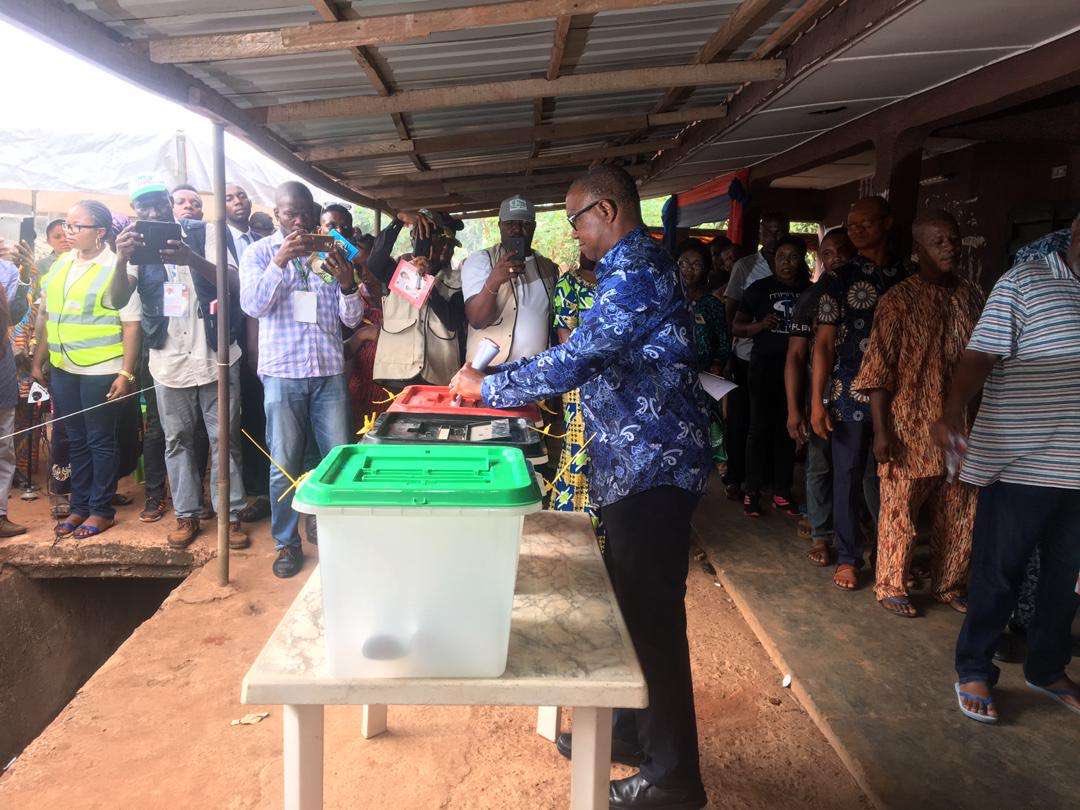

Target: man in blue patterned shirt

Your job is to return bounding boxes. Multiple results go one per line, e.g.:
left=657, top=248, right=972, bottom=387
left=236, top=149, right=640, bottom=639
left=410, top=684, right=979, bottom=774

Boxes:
left=451, top=165, right=709, bottom=809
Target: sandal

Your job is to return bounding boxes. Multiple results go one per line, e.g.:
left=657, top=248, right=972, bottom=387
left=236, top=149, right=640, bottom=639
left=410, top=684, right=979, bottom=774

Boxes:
left=1025, top=679, right=1080, bottom=717
left=879, top=596, right=918, bottom=618
left=938, top=595, right=968, bottom=614
left=806, top=539, right=830, bottom=567
left=73, top=519, right=115, bottom=540
left=54, top=516, right=86, bottom=538
left=954, top=682, right=998, bottom=724
left=833, top=564, right=859, bottom=591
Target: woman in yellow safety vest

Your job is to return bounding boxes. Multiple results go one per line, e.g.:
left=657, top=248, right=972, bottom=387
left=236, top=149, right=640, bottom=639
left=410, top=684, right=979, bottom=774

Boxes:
left=31, top=201, right=140, bottom=540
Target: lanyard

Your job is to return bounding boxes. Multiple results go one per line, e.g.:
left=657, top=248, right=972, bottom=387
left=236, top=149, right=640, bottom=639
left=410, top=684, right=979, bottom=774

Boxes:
left=290, top=258, right=311, bottom=290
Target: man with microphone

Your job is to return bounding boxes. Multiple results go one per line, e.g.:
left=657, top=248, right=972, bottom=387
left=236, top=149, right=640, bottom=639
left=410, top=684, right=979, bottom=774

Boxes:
left=451, top=165, right=710, bottom=810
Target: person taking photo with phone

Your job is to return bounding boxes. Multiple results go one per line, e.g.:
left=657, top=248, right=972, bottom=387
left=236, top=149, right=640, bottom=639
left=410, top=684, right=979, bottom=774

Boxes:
left=31, top=200, right=140, bottom=540
left=111, top=175, right=249, bottom=551
left=462, top=195, right=558, bottom=367
left=365, top=207, right=465, bottom=389
left=240, top=181, right=363, bottom=579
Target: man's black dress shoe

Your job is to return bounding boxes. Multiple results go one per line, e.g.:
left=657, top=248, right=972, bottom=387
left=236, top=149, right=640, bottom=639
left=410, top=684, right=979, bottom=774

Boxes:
left=555, top=733, right=645, bottom=767
left=273, top=546, right=304, bottom=578
left=609, top=773, right=707, bottom=809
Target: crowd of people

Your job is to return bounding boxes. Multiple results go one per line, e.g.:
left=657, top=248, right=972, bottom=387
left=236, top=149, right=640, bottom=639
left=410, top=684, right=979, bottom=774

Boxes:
left=0, top=160, right=1076, bottom=806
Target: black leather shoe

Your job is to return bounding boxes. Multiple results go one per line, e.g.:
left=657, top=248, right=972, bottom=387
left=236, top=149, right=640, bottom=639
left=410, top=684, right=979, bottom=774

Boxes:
left=555, top=732, right=645, bottom=767
left=272, top=546, right=304, bottom=579
left=609, top=773, right=707, bottom=809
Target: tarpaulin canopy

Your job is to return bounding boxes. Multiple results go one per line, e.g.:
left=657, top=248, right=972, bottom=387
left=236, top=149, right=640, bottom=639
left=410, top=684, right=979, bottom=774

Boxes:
left=0, top=126, right=343, bottom=215
left=661, top=169, right=749, bottom=250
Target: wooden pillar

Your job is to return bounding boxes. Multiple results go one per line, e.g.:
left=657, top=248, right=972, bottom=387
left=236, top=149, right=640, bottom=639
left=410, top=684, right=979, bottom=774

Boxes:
left=871, top=129, right=927, bottom=259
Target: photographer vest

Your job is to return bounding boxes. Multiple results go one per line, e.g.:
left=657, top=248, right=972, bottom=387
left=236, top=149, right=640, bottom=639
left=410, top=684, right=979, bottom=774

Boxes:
left=373, top=267, right=461, bottom=385
left=465, top=245, right=558, bottom=366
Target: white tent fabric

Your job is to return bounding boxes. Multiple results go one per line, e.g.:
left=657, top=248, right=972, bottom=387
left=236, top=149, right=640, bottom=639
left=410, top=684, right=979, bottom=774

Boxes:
left=0, top=126, right=339, bottom=209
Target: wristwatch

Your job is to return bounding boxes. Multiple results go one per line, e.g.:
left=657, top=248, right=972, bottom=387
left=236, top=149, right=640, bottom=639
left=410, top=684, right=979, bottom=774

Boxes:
left=340, top=283, right=359, bottom=296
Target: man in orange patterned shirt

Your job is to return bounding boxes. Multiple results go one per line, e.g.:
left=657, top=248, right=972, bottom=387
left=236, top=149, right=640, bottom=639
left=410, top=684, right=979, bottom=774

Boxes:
left=853, top=211, right=984, bottom=618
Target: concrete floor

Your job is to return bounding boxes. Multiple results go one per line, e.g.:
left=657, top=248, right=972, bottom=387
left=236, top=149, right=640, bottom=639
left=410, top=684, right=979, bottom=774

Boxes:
left=694, top=480, right=1079, bottom=810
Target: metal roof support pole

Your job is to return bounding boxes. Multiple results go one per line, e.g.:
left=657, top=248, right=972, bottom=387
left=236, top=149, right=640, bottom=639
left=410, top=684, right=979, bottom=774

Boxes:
left=212, top=121, right=230, bottom=586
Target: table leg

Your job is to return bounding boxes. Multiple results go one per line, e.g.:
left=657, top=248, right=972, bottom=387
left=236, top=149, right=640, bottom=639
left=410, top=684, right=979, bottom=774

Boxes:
left=283, top=704, right=323, bottom=810
left=569, top=706, right=612, bottom=810
left=536, top=705, right=562, bottom=741
left=361, top=704, right=387, bottom=739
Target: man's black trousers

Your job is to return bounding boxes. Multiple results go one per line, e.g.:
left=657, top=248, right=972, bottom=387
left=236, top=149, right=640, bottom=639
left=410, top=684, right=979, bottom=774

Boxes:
left=600, top=485, right=703, bottom=789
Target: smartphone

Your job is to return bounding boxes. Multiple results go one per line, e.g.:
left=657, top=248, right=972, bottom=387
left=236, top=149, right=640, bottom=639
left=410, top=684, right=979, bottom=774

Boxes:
left=503, top=235, right=528, bottom=261
left=19, top=217, right=36, bottom=247
left=413, top=234, right=431, bottom=259
left=309, top=234, right=336, bottom=253
left=132, top=220, right=182, bottom=265
left=329, top=228, right=360, bottom=263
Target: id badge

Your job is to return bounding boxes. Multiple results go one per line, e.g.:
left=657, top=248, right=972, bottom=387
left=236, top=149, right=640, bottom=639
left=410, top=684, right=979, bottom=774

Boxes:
left=292, top=290, right=318, bottom=324
left=163, top=282, right=189, bottom=317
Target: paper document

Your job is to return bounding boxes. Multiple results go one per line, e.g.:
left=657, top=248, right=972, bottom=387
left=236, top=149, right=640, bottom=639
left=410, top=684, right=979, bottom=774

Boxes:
left=698, top=372, right=737, bottom=401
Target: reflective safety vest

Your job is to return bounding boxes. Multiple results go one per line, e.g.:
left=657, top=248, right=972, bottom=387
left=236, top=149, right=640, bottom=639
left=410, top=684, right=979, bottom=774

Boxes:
left=43, top=252, right=124, bottom=369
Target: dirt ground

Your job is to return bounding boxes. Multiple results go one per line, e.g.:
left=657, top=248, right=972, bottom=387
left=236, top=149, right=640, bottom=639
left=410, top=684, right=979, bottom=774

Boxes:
left=0, top=501, right=868, bottom=809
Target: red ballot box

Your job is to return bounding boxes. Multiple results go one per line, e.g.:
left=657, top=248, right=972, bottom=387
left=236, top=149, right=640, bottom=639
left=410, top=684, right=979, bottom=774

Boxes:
left=388, top=385, right=544, bottom=427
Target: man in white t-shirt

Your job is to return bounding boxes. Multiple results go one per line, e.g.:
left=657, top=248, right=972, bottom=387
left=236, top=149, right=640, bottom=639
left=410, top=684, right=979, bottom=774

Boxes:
left=461, top=196, right=558, bottom=365
left=721, top=212, right=788, bottom=498
left=114, top=177, right=248, bottom=551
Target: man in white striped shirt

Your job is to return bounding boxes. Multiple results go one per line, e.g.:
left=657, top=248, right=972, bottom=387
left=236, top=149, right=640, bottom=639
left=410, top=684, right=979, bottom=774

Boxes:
left=934, top=214, right=1080, bottom=724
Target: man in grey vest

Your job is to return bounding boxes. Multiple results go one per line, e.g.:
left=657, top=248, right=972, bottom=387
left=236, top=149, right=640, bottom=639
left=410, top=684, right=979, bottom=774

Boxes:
left=462, top=195, right=558, bottom=366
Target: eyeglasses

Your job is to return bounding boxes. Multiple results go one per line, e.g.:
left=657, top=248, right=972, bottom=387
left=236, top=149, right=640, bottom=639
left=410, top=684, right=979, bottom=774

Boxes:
left=566, top=199, right=609, bottom=229
left=62, top=222, right=99, bottom=233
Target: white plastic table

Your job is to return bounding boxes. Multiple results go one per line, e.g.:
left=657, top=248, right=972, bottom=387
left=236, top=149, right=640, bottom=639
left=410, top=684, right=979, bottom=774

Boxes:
left=241, top=511, right=646, bottom=809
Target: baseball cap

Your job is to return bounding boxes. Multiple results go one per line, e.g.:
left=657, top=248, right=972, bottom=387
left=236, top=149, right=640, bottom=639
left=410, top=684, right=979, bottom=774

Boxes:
left=499, top=195, right=535, bottom=223
left=128, top=174, right=169, bottom=203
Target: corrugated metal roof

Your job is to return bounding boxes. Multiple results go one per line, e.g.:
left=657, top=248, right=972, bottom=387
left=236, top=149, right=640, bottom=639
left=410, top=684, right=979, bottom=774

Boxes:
left=32, top=0, right=1078, bottom=212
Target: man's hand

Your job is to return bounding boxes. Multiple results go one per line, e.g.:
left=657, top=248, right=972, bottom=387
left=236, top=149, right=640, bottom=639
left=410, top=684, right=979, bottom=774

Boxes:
left=787, top=411, right=808, bottom=445
left=449, top=365, right=485, bottom=402
left=106, top=374, right=132, bottom=401
left=755, top=313, right=780, bottom=335
left=810, top=402, right=833, bottom=440
left=486, top=250, right=524, bottom=293
left=873, top=424, right=897, bottom=464
left=14, top=241, right=35, bottom=279
left=114, top=223, right=143, bottom=264
left=931, top=408, right=967, bottom=451
left=411, top=255, right=433, bottom=276
left=272, top=230, right=312, bottom=268
left=160, top=239, right=196, bottom=267
left=398, top=211, right=434, bottom=240
left=323, top=246, right=354, bottom=288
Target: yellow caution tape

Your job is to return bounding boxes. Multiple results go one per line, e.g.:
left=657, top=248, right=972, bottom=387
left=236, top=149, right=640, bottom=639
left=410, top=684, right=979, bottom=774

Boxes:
left=372, top=386, right=400, bottom=406
left=355, top=411, right=379, bottom=438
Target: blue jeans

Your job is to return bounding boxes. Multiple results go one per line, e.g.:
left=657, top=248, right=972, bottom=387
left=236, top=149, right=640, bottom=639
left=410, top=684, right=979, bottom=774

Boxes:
left=955, top=482, right=1080, bottom=687
left=806, top=432, right=833, bottom=540
left=262, top=374, right=350, bottom=549
left=50, top=368, right=119, bottom=519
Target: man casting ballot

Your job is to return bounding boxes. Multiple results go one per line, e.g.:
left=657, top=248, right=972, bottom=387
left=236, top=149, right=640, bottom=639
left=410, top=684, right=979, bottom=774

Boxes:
left=450, top=165, right=710, bottom=810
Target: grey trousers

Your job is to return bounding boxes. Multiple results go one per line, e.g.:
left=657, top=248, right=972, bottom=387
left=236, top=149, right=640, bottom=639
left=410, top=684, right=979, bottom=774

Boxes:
left=155, top=363, right=246, bottom=520
left=0, top=408, right=14, bottom=517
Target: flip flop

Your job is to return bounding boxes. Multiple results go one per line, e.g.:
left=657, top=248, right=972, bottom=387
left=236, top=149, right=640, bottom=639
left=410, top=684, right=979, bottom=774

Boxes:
left=72, top=522, right=114, bottom=540
left=54, top=519, right=83, bottom=538
left=954, top=682, right=998, bottom=724
left=879, top=596, right=918, bottom=618
left=1025, top=681, right=1080, bottom=716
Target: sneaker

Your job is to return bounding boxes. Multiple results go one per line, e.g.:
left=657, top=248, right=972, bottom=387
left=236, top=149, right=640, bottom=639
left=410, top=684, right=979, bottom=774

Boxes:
left=167, top=517, right=200, bottom=549
left=237, top=496, right=271, bottom=523
left=273, top=546, right=304, bottom=578
left=743, top=493, right=762, bottom=518
left=773, top=494, right=801, bottom=520
left=140, top=496, right=168, bottom=523
left=228, top=520, right=250, bottom=550
left=0, top=516, right=27, bottom=537
left=304, top=514, right=318, bottom=546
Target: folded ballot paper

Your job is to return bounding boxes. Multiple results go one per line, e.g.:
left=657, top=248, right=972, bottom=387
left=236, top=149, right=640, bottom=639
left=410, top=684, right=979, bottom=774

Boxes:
left=698, top=371, right=738, bottom=401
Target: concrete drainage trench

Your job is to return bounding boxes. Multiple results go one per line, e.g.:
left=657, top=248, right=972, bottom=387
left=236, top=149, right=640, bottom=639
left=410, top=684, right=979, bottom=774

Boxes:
left=0, top=569, right=183, bottom=767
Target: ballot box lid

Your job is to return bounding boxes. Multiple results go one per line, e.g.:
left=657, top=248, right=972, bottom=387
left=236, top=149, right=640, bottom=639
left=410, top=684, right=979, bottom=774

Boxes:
left=294, top=443, right=541, bottom=509
left=389, top=385, right=544, bottom=426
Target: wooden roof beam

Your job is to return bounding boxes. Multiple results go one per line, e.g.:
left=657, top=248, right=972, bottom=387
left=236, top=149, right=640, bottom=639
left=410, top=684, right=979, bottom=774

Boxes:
left=149, top=0, right=700, bottom=63
left=300, top=105, right=727, bottom=162
left=260, top=61, right=783, bottom=124
left=749, top=0, right=847, bottom=59
left=653, top=0, right=790, bottom=114
left=355, top=142, right=672, bottom=184
left=308, top=1, right=427, bottom=172
left=529, top=12, right=596, bottom=165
